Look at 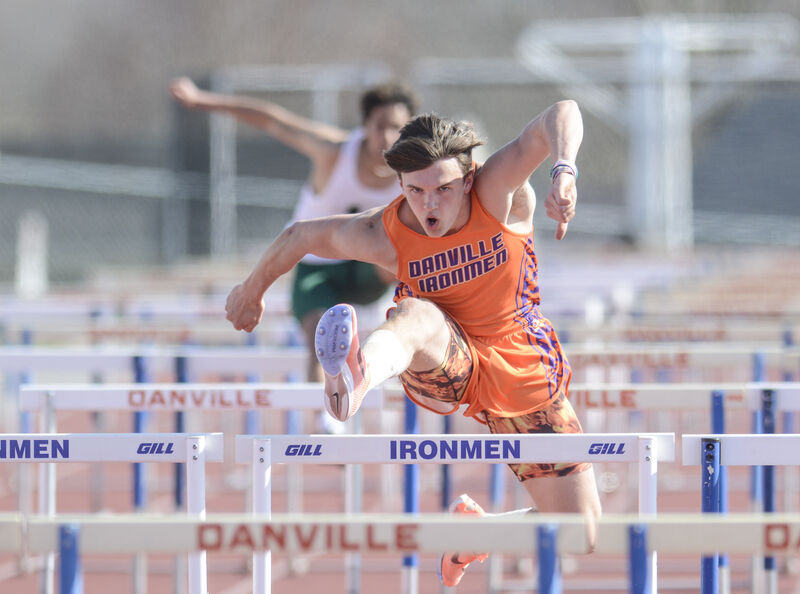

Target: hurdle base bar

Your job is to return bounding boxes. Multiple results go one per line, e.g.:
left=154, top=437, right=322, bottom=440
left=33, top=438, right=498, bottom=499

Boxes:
left=15, top=511, right=800, bottom=594
left=22, top=513, right=800, bottom=557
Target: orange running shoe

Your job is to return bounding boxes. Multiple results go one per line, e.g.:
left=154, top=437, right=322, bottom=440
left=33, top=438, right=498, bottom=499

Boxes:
left=438, top=494, right=489, bottom=587
left=314, top=304, right=370, bottom=421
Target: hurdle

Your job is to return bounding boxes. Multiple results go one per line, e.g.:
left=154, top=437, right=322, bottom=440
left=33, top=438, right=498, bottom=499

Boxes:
left=19, top=381, right=387, bottom=519
left=19, top=381, right=388, bottom=592
left=0, top=345, right=308, bottom=379
left=486, top=381, right=800, bottom=593
left=566, top=381, right=800, bottom=411
left=683, top=434, right=800, bottom=594
left=19, top=381, right=388, bottom=493
left=0, top=432, right=223, bottom=594
left=19, top=382, right=387, bottom=415
left=565, top=344, right=800, bottom=383
left=1, top=347, right=317, bottom=527
left=0, top=289, right=290, bottom=323
left=558, top=319, right=800, bottom=345
left=10, top=511, right=800, bottom=593
left=235, top=432, right=675, bottom=594
left=2, top=345, right=308, bottom=512
left=2, top=317, right=297, bottom=347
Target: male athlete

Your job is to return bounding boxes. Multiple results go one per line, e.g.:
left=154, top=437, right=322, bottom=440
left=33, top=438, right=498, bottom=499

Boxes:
left=171, top=77, right=417, bottom=383
left=225, top=101, right=601, bottom=586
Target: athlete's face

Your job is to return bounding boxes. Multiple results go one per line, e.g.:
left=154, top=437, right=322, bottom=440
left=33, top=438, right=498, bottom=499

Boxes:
left=400, top=158, right=473, bottom=237
left=363, top=103, right=412, bottom=156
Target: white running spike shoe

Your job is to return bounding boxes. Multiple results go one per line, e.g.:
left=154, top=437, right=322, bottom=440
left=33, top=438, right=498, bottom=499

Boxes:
left=314, top=304, right=370, bottom=422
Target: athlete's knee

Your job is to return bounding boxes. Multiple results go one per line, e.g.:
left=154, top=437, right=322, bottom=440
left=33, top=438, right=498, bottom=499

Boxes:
left=394, top=298, right=447, bottom=332
left=395, top=296, right=435, bottom=316
left=389, top=298, right=451, bottom=368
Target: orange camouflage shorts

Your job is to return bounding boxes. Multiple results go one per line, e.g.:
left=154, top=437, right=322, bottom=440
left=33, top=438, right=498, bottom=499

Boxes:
left=398, top=312, right=591, bottom=481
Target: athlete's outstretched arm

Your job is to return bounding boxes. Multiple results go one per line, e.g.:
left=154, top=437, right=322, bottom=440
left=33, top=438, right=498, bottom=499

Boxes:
left=225, top=209, right=395, bottom=332
left=170, top=77, right=345, bottom=189
left=476, top=100, right=583, bottom=239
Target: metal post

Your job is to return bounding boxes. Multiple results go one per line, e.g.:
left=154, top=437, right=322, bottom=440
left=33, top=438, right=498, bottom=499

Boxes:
left=701, top=438, right=721, bottom=594
left=711, top=391, right=729, bottom=594
left=537, top=524, right=561, bottom=594
left=245, top=331, right=261, bottom=437
left=174, top=357, right=188, bottom=510
left=751, top=352, right=766, bottom=592
left=638, top=436, right=658, bottom=594
left=781, top=330, right=795, bottom=527
left=252, top=439, right=272, bottom=594
left=133, top=355, right=149, bottom=594
left=629, top=524, right=651, bottom=594
left=59, top=524, right=83, bottom=594
left=88, top=308, right=106, bottom=515
left=173, top=357, right=188, bottom=594
left=762, top=390, right=777, bottom=594
left=442, top=415, right=452, bottom=510
left=487, top=460, right=506, bottom=594
left=284, top=367, right=306, bottom=577
left=40, top=391, right=56, bottom=594
left=133, top=355, right=149, bottom=510
left=402, top=398, right=419, bottom=594
left=345, top=413, right=363, bottom=594
left=186, top=436, right=207, bottom=594
left=19, top=328, right=34, bottom=577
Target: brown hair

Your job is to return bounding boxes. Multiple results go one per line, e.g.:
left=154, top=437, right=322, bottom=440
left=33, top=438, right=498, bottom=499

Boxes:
left=383, top=113, right=484, bottom=176
left=360, top=82, right=419, bottom=122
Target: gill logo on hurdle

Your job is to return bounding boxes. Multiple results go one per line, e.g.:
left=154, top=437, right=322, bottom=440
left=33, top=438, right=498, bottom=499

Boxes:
left=136, top=442, right=176, bottom=455
left=284, top=444, right=322, bottom=456
left=588, top=442, right=627, bottom=455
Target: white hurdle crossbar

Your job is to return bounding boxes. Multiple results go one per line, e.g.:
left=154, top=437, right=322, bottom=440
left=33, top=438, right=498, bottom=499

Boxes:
left=0, top=433, right=223, bottom=594
left=236, top=432, right=675, bottom=594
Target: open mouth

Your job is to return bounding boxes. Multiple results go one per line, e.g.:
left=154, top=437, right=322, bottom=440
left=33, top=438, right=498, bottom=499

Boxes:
left=426, top=217, right=439, bottom=230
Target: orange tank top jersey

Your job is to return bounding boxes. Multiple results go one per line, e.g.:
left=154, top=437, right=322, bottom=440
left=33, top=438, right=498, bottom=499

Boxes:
left=382, top=190, right=572, bottom=419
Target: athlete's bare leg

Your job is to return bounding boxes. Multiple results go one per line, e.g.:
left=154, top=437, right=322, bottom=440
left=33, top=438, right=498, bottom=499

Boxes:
left=362, top=297, right=451, bottom=383
left=522, top=466, right=602, bottom=551
left=315, top=298, right=455, bottom=420
left=300, top=309, right=326, bottom=382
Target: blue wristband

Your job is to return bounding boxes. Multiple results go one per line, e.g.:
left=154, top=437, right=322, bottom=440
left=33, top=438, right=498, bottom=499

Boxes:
left=549, top=160, right=578, bottom=181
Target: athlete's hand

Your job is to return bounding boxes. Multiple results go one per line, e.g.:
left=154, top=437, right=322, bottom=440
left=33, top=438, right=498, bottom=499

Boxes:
left=169, top=77, right=203, bottom=109
left=545, top=173, right=577, bottom=240
left=225, top=282, right=265, bottom=332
